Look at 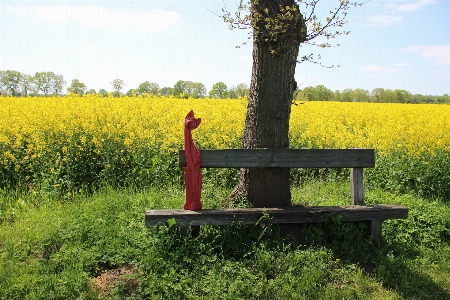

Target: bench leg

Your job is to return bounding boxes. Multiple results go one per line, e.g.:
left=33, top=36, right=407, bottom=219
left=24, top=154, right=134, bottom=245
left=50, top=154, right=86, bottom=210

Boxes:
left=180, top=225, right=200, bottom=238
left=371, top=220, right=383, bottom=245
left=191, top=225, right=200, bottom=237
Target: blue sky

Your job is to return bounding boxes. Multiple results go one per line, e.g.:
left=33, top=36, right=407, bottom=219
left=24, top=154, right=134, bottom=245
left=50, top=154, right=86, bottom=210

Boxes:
left=1, top=0, right=449, bottom=95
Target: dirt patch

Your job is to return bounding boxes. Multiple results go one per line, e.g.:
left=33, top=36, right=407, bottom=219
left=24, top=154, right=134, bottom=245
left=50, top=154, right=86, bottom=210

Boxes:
left=91, top=264, right=138, bottom=298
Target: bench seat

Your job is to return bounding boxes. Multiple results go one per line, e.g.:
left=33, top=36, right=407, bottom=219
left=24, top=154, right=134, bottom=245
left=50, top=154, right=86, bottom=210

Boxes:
left=146, top=205, right=408, bottom=227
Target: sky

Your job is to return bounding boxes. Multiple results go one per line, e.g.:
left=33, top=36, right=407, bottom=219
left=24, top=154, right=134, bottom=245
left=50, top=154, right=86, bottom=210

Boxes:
left=1, top=0, right=449, bottom=96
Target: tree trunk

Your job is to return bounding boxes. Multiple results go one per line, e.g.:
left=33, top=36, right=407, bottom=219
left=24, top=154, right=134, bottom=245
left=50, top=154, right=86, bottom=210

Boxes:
left=232, top=0, right=306, bottom=208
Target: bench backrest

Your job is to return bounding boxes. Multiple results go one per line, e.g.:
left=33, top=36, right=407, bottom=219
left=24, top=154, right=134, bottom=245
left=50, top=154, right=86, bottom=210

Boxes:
left=179, top=148, right=375, bottom=205
left=179, top=148, right=375, bottom=168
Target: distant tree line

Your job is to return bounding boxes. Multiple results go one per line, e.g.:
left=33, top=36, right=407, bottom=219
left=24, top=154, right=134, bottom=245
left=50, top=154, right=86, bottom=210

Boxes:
left=0, top=70, right=250, bottom=99
left=295, top=84, right=450, bottom=104
left=0, top=70, right=66, bottom=97
left=1, top=69, right=448, bottom=103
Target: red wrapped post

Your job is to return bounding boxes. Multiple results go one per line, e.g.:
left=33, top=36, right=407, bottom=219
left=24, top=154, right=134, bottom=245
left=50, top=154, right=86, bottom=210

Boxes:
left=183, top=110, right=202, bottom=210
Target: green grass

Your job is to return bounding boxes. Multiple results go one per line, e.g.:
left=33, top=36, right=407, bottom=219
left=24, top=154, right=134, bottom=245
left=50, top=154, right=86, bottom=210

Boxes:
left=1, top=181, right=449, bottom=299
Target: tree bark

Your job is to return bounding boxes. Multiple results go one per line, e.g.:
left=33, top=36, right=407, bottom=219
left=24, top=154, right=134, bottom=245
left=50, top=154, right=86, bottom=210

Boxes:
left=232, top=0, right=306, bottom=208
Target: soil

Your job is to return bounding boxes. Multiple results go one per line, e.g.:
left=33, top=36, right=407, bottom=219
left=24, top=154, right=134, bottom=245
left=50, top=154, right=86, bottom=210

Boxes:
left=91, top=264, right=138, bottom=298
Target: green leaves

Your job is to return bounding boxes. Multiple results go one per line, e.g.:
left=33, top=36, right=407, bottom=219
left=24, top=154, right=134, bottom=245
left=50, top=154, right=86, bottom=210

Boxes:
left=167, top=218, right=177, bottom=228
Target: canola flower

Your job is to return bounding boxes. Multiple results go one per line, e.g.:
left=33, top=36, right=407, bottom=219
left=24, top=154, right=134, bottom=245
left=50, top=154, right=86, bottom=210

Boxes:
left=1, top=94, right=449, bottom=195
left=289, top=101, right=450, bottom=156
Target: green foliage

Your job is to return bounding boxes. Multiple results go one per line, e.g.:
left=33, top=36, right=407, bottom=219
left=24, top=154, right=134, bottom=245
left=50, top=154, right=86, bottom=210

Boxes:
left=160, top=86, right=174, bottom=96
left=34, top=71, right=66, bottom=96
left=235, top=83, right=250, bottom=98
left=173, top=80, right=207, bottom=99
left=366, top=191, right=450, bottom=251
left=294, top=85, right=450, bottom=103
left=367, top=149, right=450, bottom=200
left=302, top=85, right=335, bottom=101
left=67, top=79, right=87, bottom=96
left=98, top=88, right=108, bottom=97
left=1, top=70, right=23, bottom=96
left=209, top=82, right=228, bottom=99
left=85, top=88, right=96, bottom=95
left=136, top=81, right=160, bottom=96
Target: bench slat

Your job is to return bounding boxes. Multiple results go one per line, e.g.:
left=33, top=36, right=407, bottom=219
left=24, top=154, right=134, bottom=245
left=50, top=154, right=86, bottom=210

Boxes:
left=179, top=149, right=375, bottom=168
left=145, top=204, right=407, bottom=227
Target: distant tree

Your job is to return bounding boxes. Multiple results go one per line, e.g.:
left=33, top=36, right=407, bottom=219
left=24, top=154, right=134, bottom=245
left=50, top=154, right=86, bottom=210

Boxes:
left=410, top=94, right=421, bottom=104
left=0, top=70, right=5, bottom=90
left=394, top=89, right=412, bottom=103
left=314, top=85, right=334, bottom=101
left=20, top=73, right=35, bottom=97
left=136, top=81, right=160, bottom=96
left=160, top=87, right=173, bottom=96
left=371, top=88, right=384, bottom=102
left=125, top=89, right=136, bottom=97
left=379, top=89, right=395, bottom=103
left=228, top=85, right=238, bottom=99
left=339, top=88, right=353, bottom=102
left=209, top=82, right=228, bottom=98
left=85, top=89, right=96, bottom=95
left=191, top=82, right=207, bottom=98
left=422, top=95, right=434, bottom=103
left=302, top=86, right=315, bottom=101
left=34, top=72, right=51, bottom=96
left=34, top=72, right=65, bottom=96
left=111, top=79, right=124, bottom=97
left=0, top=70, right=5, bottom=95
left=173, top=80, right=206, bottom=98
left=235, top=83, right=250, bottom=98
left=334, top=90, right=341, bottom=101
left=173, top=80, right=188, bottom=98
left=52, top=74, right=66, bottom=95
left=351, top=88, right=370, bottom=102
left=441, top=94, right=450, bottom=104
left=67, top=79, right=87, bottom=96
left=2, top=70, right=23, bottom=96
left=98, top=89, right=108, bottom=97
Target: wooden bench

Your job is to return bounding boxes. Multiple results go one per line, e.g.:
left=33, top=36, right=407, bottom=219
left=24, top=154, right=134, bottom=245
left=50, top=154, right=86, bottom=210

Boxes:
left=145, top=148, right=408, bottom=244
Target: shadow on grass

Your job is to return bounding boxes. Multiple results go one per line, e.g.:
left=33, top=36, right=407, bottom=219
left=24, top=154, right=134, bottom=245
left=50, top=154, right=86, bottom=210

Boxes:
left=369, top=244, right=450, bottom=300
left=285, top=221, right=450, bottom=300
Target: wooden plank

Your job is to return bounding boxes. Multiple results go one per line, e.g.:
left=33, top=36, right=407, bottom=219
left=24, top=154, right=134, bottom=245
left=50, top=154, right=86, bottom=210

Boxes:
left=351, top=168, right=364, bottom=205
left=145, top=205, right=408, bottom=227
left=179, top=149, right=375, bottom=168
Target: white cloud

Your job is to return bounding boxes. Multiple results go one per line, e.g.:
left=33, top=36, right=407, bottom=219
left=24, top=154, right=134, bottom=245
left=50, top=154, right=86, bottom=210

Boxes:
left=34, top=5, right=72, bottom=23
left=397, top=0, right=437, bottom=12
left=5, top=5, right=28, bottom=16
left=403, top=45, right=450, bottom=65
left=367, top=15, right=402, bottom=26
left=360, top=65, right=398, bottom=72
left=433, top=71, right=450, bottom=80
left=394, top=63, right=412, bottom=67
left=33, top=5, right=180, bottom=32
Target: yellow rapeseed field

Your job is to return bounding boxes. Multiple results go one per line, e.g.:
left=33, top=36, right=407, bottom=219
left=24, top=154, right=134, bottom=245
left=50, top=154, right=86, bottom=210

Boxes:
left=1, top=94, right=450, bottom=164
left=289, top=101, right=450, bottom=156
left=1, top=94, right=450, bottom=192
